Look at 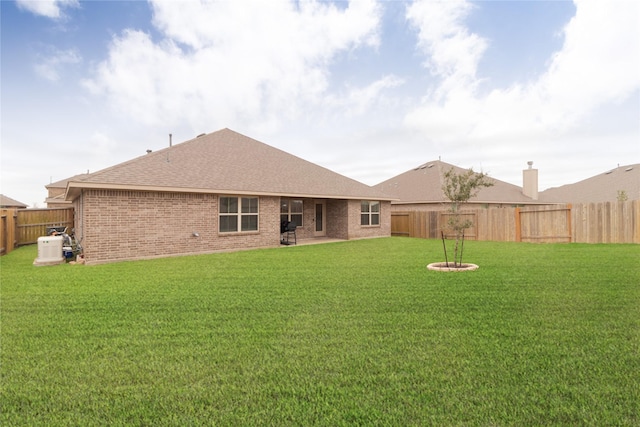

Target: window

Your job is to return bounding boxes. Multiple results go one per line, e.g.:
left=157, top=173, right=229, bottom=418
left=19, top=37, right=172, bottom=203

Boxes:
left=219, top=196, right=259, bottom=232
left=280, top=198, right=303, bottom=227
left=361, top=201, right=380, bottom=226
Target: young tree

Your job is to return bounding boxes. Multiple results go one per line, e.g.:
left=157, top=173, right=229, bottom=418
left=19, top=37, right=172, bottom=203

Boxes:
left=441, top=167, right=494, bottom=267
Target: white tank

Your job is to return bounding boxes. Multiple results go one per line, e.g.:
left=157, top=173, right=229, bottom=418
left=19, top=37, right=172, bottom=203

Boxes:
left=33, top=236, right=64, bottom=266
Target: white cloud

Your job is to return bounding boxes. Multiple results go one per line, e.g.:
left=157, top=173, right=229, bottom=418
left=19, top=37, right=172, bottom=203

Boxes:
left=84, top=0, right=383, bottom=133
left=403, top=0, right=485, bottom=143
left=406, top=0, right=487, bottom=97
left=404, top=0, right=640, bottom=147
left=15, top=0, right=78, bottom=19
left=34, top=47, right=81, bottom=81
left=325, top=75, right=405, bottom=117
left=533, top=0, right=640, bottom=127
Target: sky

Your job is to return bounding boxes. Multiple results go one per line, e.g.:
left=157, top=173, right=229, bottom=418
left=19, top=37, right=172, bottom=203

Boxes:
left=1, top=0, right=638, bottom=208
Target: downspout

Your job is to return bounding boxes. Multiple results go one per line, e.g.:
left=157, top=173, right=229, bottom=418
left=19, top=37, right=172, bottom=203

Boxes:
left=80, top=189, right=84, bottom=254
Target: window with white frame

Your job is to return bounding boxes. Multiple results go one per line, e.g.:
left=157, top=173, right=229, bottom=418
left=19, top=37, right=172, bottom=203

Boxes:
left=361, top=201, right=380, bottom=226
left=219, top=196, right=259, bottom=232
left=280, top=198, right=303, bottom=227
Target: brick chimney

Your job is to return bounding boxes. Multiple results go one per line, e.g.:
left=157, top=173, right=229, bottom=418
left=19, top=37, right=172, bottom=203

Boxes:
left=523, top=161, right=538, bottom=200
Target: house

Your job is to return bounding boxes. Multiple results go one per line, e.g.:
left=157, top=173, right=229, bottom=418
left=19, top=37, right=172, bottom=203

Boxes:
left=0, top=194, right=28, bottom=209
left=373, top=160, right=550, bottom=211
left=46, top=173, right=90, bottom=208
left=61, top=128, right=393, bottom=264
left=539, top=163, right=639, bottom=203
left=376, top=160, right=640, bottom=208
left=374, top=159, right=639, bottom=243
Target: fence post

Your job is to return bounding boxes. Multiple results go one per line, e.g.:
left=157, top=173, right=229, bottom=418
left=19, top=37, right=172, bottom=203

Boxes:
left=0, top=209, right=18, bottom=256
left=515, top=207, right=521, bottom=242
left=0, top=210, right=7, bottom=255
left=566, top=204, right=572, bottom=242
left=13, top=210, right=18, bottom=250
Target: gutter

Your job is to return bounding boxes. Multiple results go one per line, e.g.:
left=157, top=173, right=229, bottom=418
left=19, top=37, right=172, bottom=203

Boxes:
left=65, top=181, right=398, bottom=202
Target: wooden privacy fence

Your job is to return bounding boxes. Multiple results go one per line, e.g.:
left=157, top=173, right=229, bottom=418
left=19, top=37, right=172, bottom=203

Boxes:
left=573, top=201, right=640, bottom=243
left=515, top=205, right=572, bottom=243
left=17, top=208, right=75, bottom=246
left=391, top=201, right=640, bottom=244
left=0, top=208, right=74, bottom=255
left=391, top=209, right=516, bottom=242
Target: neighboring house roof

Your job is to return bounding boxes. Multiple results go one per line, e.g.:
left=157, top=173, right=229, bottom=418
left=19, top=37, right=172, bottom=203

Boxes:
left=539, top=163, right=640, bottom=203
left=46, top=173, right=91, bottom=189
left=0, top=194, right=28, bottom=209
left=65, top=128, right=393, bottom=201
left=46, top=173, right=91, bottom=205
left=46, top=194, right=71, bottom=205
left=374, top=160, right=541, bottom=205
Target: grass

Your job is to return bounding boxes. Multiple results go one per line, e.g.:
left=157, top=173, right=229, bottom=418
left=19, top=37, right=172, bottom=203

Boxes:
left=1, top=237, right=639, bottom=426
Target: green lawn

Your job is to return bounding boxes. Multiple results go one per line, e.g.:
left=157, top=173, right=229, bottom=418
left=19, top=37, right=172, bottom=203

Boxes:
left=1, top=238, right=639, bottom=426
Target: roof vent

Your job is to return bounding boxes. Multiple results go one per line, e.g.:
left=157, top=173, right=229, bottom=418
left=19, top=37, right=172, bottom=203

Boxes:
left=197, top=133, right=206, bottom=138
left=605, top=170, right=613, bottom=174
left=416, top=163, right=434, bottom=170
left=146, top=149, right=152, bottom=154
left=625, top=167, right=633, bottom=172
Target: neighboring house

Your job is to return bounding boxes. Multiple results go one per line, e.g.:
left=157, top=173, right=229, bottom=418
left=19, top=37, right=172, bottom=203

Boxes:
left=374, top=160, right=639, bottom=243
left=61, top=128, right=393, bottom=264
left=45, top=173, right=90, bottom=208
left=0, top=194, right=28, bottom=209
left=539, top=163, right=640, bottom=203
left=374, top=160, right=550, bottom=211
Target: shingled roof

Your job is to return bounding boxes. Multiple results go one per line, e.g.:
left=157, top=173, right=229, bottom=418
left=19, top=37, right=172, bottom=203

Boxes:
left=66, top=128, right=393, bottom=201
left=46, top=173, right=91, bottom=189
left=374, top=160, right=541, bottom=205
left=0, top=194, right=28, bottom=209
left=539, top=163, right=640, bottom=203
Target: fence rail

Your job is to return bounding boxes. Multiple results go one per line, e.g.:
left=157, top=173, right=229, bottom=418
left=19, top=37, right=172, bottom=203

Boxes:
left=392, top=201, right=640, bottom=244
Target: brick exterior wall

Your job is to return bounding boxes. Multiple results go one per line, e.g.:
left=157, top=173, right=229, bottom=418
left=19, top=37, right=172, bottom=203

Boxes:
left=283, top=199, right=391, bottom=241
left=76, top=191, right=391, bottom=264
left=78, top=190, right=281, bottom=264
left=277, top=198, right=350, bottom=239
left=327, top=199, right=349, bottom=239
left=294, top=199, right=316, bottom=240
left=345, top=199, right=392, bottom=239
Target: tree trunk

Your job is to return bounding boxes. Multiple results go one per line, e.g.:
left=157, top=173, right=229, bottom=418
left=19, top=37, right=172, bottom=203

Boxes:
left=453, top=232, right=460, bottom=267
